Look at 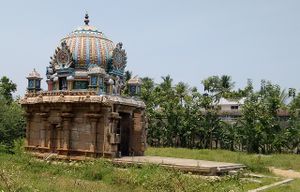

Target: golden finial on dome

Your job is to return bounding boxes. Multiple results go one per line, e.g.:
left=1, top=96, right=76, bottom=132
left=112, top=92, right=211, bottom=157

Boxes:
left=84, top=12, right=89, bottom=25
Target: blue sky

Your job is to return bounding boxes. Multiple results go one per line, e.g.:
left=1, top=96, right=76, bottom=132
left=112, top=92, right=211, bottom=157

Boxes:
left=0, top=0, right=299, bottom=95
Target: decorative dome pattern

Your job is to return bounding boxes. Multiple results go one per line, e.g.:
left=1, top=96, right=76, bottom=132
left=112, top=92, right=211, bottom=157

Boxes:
left=60, top=22, right=114, bottom=68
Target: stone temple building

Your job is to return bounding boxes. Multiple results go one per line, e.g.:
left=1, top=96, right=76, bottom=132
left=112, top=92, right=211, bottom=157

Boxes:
left=20, top=14, right=146, bottom=158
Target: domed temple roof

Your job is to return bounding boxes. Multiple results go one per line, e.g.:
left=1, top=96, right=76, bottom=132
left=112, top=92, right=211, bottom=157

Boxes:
left=60, top=14, right=114, bottom=68
left=46, top=14, right=127, bottom=93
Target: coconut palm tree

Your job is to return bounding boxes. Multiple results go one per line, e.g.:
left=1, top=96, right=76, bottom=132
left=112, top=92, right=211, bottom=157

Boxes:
left=175, top=82, right=188, bottom=106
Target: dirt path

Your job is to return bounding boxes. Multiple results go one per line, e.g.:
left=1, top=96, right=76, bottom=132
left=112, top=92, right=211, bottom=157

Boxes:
left=247, top=168, right=299, bottom=192
left=269, top=167, right=300, bottom=179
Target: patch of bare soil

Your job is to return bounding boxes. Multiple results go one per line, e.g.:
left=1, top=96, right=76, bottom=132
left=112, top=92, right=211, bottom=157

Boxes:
left=269, top=167, right=300, bottom=179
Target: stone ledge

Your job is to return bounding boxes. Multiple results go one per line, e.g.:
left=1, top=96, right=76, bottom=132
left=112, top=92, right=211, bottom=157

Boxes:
left=20, top=94, right=145, bottom=108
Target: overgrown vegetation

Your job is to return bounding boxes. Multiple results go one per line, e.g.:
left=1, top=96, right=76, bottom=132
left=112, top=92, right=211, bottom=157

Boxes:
left=0, top=148, right=283, bottom=192
left=0, top=76, right=25, bottom=151
left=141, top=75, right=300, bottom=154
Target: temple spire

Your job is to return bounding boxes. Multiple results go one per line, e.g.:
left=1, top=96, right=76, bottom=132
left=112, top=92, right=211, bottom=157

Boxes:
left=84, top=13, right=89, bottom=25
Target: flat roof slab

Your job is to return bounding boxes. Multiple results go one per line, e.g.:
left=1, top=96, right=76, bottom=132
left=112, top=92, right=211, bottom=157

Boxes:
left=113, top=156, right=245, bottom=175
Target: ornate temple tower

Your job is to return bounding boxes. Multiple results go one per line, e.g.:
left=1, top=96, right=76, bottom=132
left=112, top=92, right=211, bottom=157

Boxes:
left=128, top=76, right=142, bottom=97
left=21, top=14, right=146, bottom=158
left=26, top=69, right=42, bottom=93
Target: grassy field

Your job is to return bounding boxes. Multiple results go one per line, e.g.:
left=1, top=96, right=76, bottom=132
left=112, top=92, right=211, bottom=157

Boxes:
left=146, top=147, right=300, bottom=173
left=0, top=147, right=299, bottom=191
left=146, top=147, right=300, bottom=191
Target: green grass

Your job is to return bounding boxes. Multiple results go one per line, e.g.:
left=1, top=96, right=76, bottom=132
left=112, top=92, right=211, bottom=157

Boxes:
left=1, top=147, right=300, bottom=191
left=0, top=151, right=279, bottom=192
left=266, top=179, right=300, bottom=192
left=146, top=147, right=300, bottom=191
left=146, top=147, right=300, bottom=173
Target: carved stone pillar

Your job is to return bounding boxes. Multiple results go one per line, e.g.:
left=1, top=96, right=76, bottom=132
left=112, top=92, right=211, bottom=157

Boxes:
left=132, top=110, right=146, bottom=155
left=140, top=111, right=147, bottom=153
left=25, top=113, right=32, bottom=146
left=101, top=107, right=111, bottom=156
left=61, top=113, right=73, bottom=151
left=37, top=113, right=48, bottom=148
left=86, top=113, right=102, bottom=153
left=109, top=112, right=121, bottom=156
left=90, top=119, right=97, bottom=152
left=44, top=121, right=50, bottom=149
left=110, top=112, right=120, bottom=134
left=57, top=124, right=62, bottom=149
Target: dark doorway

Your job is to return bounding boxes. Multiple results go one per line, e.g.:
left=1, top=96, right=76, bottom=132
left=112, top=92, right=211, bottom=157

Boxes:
left=59, top=77, right=67, bottom=90
left=118, top=113, right=131, bottom=156
left=50, top=124, right=58, bottom=153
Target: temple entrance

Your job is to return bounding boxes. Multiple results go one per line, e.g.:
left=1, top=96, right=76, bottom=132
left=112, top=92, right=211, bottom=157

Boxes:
left=59, top=77, right=67, bottom=90
left=118, top=112, right=131, bottom=156
left=50, top=124, right=58, bottom=153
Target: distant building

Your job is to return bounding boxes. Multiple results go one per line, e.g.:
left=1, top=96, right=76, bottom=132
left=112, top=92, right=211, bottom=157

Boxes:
left=216, top=98, right=289, bottom=122
left=217, top=98, right=244, bottom=122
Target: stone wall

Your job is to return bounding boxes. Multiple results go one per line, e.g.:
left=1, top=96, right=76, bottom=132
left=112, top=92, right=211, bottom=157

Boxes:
left=22, top=96, right=146, bottom=158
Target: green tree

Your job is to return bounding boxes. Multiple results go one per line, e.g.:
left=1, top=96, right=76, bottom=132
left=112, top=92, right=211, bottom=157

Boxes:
left=220, top=75, right=234, bottom=94
left=141, top=74, right=297, bottom=154
left=0, top=76, right=17, bottom=103
left=224, top=79, right=253, bottom=99
left=201, top=75, right=235, bottom=149
left=238, top=81, right=286, bottom=153
left=286, top=93, right=300, bottom=152
left=202, top=75, right=234, bottom=101
left=0, top=76, right=25, bottom=150
left=121, top=70, right=133, bottom=96
left=0, top=100, right=25, bottom=148
left=124, top=70, right=132, bottom=82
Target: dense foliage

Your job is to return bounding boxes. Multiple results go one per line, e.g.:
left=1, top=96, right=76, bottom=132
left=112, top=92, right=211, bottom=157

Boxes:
left=142, top=75, right=300, bottom=154
left=0, top=76, right=25, bottom=150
